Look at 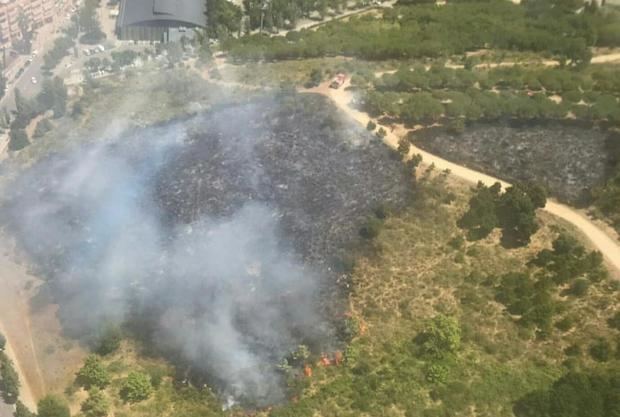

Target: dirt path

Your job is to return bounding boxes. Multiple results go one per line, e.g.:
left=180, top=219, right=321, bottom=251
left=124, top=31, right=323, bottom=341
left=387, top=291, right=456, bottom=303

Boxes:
left=0, top=323, right=37, bottom=411
left=0, top=239, right=46, bottom=412
left=307, top=80, right=620, bottom=273
left=591, top=52, right=620, bottom=64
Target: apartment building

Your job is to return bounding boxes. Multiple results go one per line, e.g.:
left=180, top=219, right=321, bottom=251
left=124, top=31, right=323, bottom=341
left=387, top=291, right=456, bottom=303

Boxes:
left=0, top=0, right=62, bottom=48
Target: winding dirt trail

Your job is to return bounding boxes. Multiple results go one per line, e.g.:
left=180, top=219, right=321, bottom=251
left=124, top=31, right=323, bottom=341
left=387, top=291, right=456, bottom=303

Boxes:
left=307, top=80, right=620, bottom=273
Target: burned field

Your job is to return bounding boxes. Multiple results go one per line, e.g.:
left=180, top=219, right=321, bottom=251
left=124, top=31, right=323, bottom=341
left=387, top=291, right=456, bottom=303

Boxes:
left=1, top=93, right=409, bottom=406
left=155, top=94, right=410, bottom=266
left=412, top=122, right=611, bottom=205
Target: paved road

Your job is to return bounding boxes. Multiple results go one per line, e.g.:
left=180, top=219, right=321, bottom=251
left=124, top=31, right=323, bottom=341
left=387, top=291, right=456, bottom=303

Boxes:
left=1, top=16, right=73, bottom=112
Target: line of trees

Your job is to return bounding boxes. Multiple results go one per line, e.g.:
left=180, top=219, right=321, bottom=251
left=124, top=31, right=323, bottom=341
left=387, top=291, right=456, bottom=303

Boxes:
left=223, top=0, right=620, bottom=61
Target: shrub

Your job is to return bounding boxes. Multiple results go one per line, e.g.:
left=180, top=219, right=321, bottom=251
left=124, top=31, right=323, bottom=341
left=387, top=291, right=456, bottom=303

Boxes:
left=564, top=344, right=581, bottom=357
left=81, top=388, right=109, bottom=417
left=448, top=235, right=464, bottom=250
left=144, top=366, right=167, bottom=389
left=76, top=355, right=110, bottom=389
left=8, top=129, right=29, bottom=151
left=589, top=339, right=611, bottom=362
left=555, top=316, right=575, bottom=332
left=376, top=127, right=387, bottom=138
left=95, top=325, right=122, bottom=356
left=567, top=278, right=589, bottom=297
left=38, top=394, right=70, bottom=417
left=425, top=363, right=449, bottom=383
left=608, top=311, right=620, bottom=331
left=0, top=355, right=20, bottom=404
left=33, top=118, right=53, bottom=138
left=120, top=372, right=152, bottom=403
left=420, top=314, right=461, bottom=359
left=397, top=138, right=411, bottom=157
left=366, top=120, right=376, bottom=131
left=14, top=400, right=36, bottom=417
left=359, top=217, right=382, bottom=240
left=447, top=118, right=465, bottom=135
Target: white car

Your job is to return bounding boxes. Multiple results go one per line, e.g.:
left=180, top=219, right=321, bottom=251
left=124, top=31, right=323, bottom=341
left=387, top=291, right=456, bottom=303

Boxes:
left=31, top=76, right=37, bottom=84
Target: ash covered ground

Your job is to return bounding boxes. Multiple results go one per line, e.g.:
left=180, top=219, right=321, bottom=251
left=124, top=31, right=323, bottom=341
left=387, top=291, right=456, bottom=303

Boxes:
left=1, top=93, right=409, bottom=406
left=412, top=122, right=611, bottom=205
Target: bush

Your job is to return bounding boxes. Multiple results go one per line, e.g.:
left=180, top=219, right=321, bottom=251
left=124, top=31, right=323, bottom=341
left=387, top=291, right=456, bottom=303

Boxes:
left=448, top=235, right=464, bottom=250
left=38, top=394, right=70, bottom=417
left=513, top=371, right=618, bottom=417
left=589, top=339, right=611, bottom=362
left=555, top=316, right=575, bottom=332
left=608, top=311, right=620, bottom=331
left=76, top=355, right=110, bottom=389
left=8, top=129, right=29, bottom=151
left=95, top=325, right=122, bottom=356
left=397, top=138, right=411, bottom=157
left=144, top=365, right=167, bottom=389
left=425, top=363, right=449, bottom=383
left=567, top=278, right=589, bottom=297
left=359, top=217, right=382, bottom=240
left=14, top=400, right=36, bottom=417
left=564, top=344, right=581, bottom=356
left=447, top=118, right=465, bottom=135
left=33, top=118, right=53, bottom=138
left=81, top=388, right=109, bottom=417
left=376, top=127, right=387, bottom=138
left=419, top=314, right=461, bottom=359
left=0, top=332, right=5, bottom=351
left=0, top=355, right=20, bottom=404
left=366, top=120, right=376, bottom=131
left=457, top=182, right=501, bottom=240
left=120, top=372, right=152, bottom=403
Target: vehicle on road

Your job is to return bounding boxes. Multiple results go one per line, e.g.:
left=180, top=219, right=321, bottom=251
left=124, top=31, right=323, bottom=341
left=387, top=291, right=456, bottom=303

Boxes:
left=329, top=73, right=347, bottom=89
left=31, top=76, right=37, bottom=84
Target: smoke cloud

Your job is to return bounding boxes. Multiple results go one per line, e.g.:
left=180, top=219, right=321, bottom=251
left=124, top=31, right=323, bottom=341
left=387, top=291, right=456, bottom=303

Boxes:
left=2, top=95, right=409, bottom=406
left=2, top=111, right=327, bottom=405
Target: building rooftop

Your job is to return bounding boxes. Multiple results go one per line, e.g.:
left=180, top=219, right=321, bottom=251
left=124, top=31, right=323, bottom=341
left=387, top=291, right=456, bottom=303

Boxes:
left=117, top=0, right=206, bottom=29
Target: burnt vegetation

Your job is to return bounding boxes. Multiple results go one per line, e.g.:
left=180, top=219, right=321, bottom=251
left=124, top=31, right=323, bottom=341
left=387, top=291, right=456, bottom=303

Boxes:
left=2, top=94, right=410, bottom=406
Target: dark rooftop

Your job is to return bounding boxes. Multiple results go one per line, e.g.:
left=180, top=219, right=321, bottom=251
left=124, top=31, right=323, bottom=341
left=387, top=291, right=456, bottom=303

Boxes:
left=118, top=0, right=206, bottom=28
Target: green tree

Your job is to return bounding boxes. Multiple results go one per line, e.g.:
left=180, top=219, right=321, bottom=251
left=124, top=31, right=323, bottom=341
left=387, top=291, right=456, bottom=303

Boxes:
left=14, top=401, right=36, bottom=417
left=207, top=0, right=243, bottom=38
left=520, top=182, right=547, bottom=208
left=530, top=233, right=607, bottom=284
left=608, top=311, right=620, bottom=330
left=497, top=185, right=539, bottom=247
left=33, top=119, right=53, bottom=138
left=8, top=129, right=29, bottom=151
left=38, top=394, right=70, bottom=417
left=0, top=355, right=20, bottom=404
left=0, top=332, right=5, bottom=351
left=420, top=314, right=461, bottom=359
left=589, top=339, right=611, bottom=362
left=95, top=325, right=122, bottom=356
left=457, top=182, right=501, bottom=240
left=81, top=388, right=109, bottom=417
left=76, top=355, right=110, bottom=390
left=120, top=372, right=152, bottom=403
left=397, top=138, right=411, bottom=158
left=515, top=371, right=619, bottom=417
